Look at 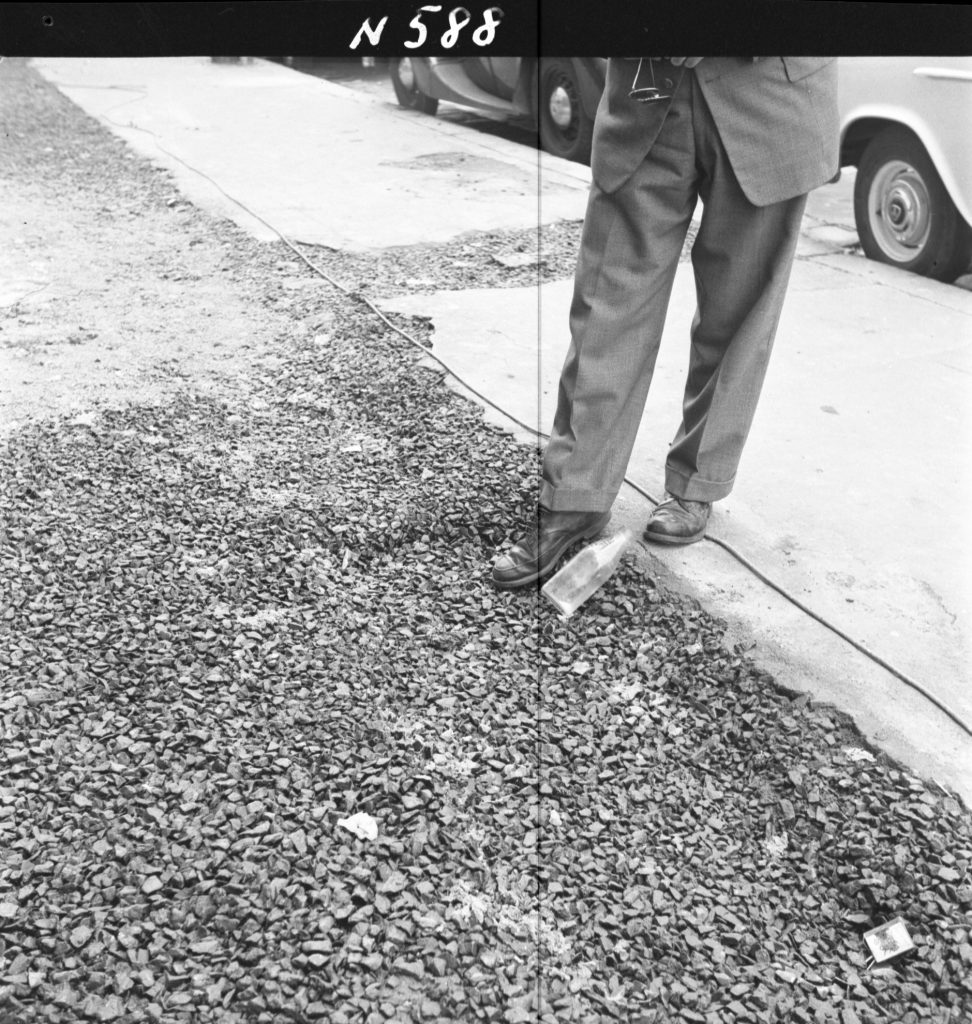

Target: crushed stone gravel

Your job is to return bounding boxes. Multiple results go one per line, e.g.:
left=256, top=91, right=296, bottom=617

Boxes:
left=1, top=57, right=970, bottom=1024
left=281, top=204, right=697, bottom=304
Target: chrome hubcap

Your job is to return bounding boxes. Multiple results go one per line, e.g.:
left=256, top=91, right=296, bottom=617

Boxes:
left=548, top=84, right=573, bottom=128
left=869, top=160, right=931, bottom=261
left=398, top=58, right=415, bottom=92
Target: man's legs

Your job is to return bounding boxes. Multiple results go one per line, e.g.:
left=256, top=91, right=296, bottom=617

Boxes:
left=540, top=102, right=698, bottom=512
left=643, top=74, right=807, bottom=545
left=663, top=83, right=807, bottom=503
left=493, top=76, right=698, bottom=588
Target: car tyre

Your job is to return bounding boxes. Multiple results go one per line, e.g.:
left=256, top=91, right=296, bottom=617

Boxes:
left=854, top=125, right=972, bottom=282
left=390, top=57, right=439, bottom=115
left=536, top=59, right=594, bottom=164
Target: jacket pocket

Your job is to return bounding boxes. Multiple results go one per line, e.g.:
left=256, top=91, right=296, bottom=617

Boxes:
left=780, top=56, right=835, bottom=81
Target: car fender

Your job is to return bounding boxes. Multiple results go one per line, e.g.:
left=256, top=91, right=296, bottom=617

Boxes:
left=841, top=104, right=972, bottom=230
left=569, top=58, right=608, bottom=120
left=407, top=57, right=439, bottom=98
left=512, top=60, right=535, bottom=117
left=838, top=59, right=972, bottom=231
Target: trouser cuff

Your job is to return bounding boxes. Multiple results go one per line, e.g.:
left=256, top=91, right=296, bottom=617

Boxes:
left=539, top=482, right=614, bottom=514
left=664, top=466, right=734, bottom=503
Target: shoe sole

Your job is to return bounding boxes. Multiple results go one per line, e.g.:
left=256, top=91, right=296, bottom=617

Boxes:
left=642, top=526, right=706, bottom=546
left=493, top=513, right=611, bottom=590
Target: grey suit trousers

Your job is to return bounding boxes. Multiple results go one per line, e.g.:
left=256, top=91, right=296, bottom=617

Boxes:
left=540, top=69, right=807, bottom=511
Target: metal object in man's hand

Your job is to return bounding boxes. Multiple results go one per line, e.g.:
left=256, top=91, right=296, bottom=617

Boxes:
left=629, top=58, right=671, bottom=103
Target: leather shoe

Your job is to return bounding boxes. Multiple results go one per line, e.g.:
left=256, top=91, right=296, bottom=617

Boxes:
left=492, top=507, right=611, bottom=589
left=643, top=493, right=711, bottom=545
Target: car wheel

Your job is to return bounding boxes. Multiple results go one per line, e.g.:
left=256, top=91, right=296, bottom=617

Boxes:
left=390, top=57, right=439, bottom=115
left=854, top=125, right=972, bottom=282
left=537, top=59, right=594, bottom=164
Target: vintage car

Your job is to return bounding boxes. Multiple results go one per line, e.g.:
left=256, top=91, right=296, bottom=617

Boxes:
left=839, top=56, right=972, bottom=282
left=389, top=56, right=606, bottom=165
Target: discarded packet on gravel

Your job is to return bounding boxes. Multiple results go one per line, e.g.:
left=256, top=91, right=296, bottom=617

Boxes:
left=337, top=812, right=379, bottom=842
left=542, top=528, right=634, bottom=617
left=863, top=917, right=915, bottom=962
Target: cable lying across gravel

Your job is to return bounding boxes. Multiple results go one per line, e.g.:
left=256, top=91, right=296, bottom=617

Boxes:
left=2, top=59, right=971, bottom=1024
left=283, top=218, right=697, bottom=304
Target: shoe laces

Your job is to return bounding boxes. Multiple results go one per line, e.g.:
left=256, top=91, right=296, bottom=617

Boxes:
left=661, top=493, right=708, bottom=513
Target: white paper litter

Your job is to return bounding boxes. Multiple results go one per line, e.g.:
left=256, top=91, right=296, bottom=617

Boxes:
left=844, top=746, right=876, bottom=763
left=764, top=833, right=789, bottom=858
left=864, top=917, right=915, bottom=962
left=337, top=812, right=379, bottom=842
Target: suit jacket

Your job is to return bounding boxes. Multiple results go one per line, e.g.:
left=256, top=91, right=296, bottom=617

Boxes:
left=590, top=57, right=840, bottom=206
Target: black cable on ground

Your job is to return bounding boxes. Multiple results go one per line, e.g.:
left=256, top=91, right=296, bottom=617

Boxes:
left=98, top=99, right=972, bottom=741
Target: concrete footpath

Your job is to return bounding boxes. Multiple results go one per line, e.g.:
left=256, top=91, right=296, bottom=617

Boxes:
left=31, top=56, right=972, bottom=801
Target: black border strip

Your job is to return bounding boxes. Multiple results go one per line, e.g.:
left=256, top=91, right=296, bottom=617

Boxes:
left=0, top=2, right=969, bottom=58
